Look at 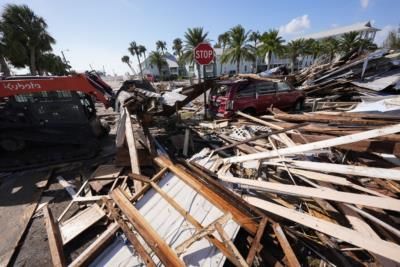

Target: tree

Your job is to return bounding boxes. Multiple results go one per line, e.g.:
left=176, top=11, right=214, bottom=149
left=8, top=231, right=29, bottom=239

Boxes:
left=149, top=51, right=167, bottom=80
left=172, top=38, right=184, bottom=76
left=383, top=30, right=400, bottom=50
left=183, top=27, right=209, bottom=83
left=339, top=31, right=361, bottom=54
left=0, top=38, right=10, bottom=76
left=37, top=53, right=69, bottom=75
left=128, top=41, right=143, bottom=77
left=156, top=40, right=167, bottom=54
left=321, top=37, right=339, bottom=62
left=286, top=39, right=307, bottom=73
left=248, top=31, right=261, bottom=72
left=221, top=25, right=254, bottom=74
left=304, top=38, right=322, bottom=61
left=259, top=29, right=285, bottom=70
left=138, top=45, right=147, bottom=69
left=121, top=55, right=135, bottom=74
left=0, top=4, right=55, bottom=75
left=217, top=32, right=230, bottom=74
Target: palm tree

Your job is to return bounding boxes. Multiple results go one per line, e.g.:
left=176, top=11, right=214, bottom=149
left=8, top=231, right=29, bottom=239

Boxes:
left=183, top=27, right=209, bottom=83
left=156, top=40, right=167, bottom=54
left=138, top=45, right=147, bottom=69
left=221, top=25, right=254, bottom=74
left=217, top=32, right=230, bottom=74
left=0, top=39, right=10, bottom=76
left=248, top=31, right=261, bottom=72
left=286, top=39, right=307, bottom=73
left=339, top=31, right=361, bottom=54
left=149, top=51, right=167, bottom=80
left=38, top=53, right=69, bottom=75
left=321, top=37, right=339, bottom=62
left=172, top=38, right=184, bottom=76
left=0, top=4, right=55, bottom=75
left=128, top=41, right=143, bottom=77
left=259, top=29, right=285, bottom=70
left=121, top=55, right=135, bottom=74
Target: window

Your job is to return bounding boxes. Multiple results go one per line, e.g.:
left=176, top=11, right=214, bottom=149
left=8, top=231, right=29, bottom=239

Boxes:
left=237, top=84, right=256, bottom=98
left=276, top=82, right=291, bottom=92
left=257, top=82, right=275, bottom=95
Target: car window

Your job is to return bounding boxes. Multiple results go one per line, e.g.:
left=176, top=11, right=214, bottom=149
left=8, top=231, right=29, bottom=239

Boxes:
left=257, top=82, right=275, bottom=95
left=276, top=82, right=291, bottom=92
left=237, top=84, right=256, bottom=98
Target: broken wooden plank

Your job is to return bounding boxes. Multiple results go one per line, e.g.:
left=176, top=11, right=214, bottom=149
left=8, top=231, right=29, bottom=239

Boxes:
left=246, top=217, right=268, bottom=266
left=125, top=108, right=142, bottom=193
left=56, top=176, right=76, bottom=198
left=225, top=123, right=400, bottom=163
left=69, top=222, right=119, bottom=267
left=218, top=175, right=400, bottom=211
left=154, top=156, right=259, bottom=235
left=273, top=223, right=300, bottom=267
left=43, top=205, right=66, bottom=267
left=244, top=195, right=400, bottom=263
left=89, top=165, right=123, bottom=192
left=60, top=204, right=105, bottom=245
left=111, top=187, right=185, bottom=267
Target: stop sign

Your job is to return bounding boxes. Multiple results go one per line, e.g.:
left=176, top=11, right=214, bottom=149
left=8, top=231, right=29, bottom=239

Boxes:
left=194, top=43, right=215, bottom=65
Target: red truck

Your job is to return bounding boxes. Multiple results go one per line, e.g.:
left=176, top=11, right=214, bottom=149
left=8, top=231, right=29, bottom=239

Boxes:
left=209, top=78, right=305, bottom=118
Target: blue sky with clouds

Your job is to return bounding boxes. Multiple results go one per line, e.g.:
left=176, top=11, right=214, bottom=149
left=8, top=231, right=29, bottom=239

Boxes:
left=1, top=0, right=398, bottom=74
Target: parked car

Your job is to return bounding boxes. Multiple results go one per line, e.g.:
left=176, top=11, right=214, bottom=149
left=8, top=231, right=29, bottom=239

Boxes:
left=209, top=78, right=305, bottom=118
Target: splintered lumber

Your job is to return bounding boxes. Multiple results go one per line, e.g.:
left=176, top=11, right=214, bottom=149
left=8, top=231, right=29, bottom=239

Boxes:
left=215, top=222, right=249, bottom=267
left=43, top=205, right=66, bottom=267
left=225, top=123, right=400, bottom=163
left=154, top=156, right=259, bottom=235
left=111, top=188, right=185, bottom=267
left=218, top=175, right=400, bottom=211
left=124, top=108, right=142, bottom=192
left=0, top=170, right=51, bottom=267
left=274, top=113, right=393, bottom=126
left=274, top=160, right=400, bottom=181
left=89, top=165, right=123, bottom=192
left=60, top=204, right=105, bottom=245
left=246, top=217, right=268, bottom=266
left=116, top=111, right=127, bottom=148
left=244, top=195, right=400, bottom=263
left=273, top=223, right=300, bottom=267
left=130, top=167, right=168, bottom=202
left=69, top=223, right=119, bottom=267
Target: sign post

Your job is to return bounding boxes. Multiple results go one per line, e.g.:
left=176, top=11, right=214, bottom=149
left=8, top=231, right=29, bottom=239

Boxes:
left=194, top=43, right=215, bottom=120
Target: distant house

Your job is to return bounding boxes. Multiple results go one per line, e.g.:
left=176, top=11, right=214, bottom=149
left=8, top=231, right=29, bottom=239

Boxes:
left=266, top=21, right=381, bottom=70
left=141, top=52, right=181, bottom=78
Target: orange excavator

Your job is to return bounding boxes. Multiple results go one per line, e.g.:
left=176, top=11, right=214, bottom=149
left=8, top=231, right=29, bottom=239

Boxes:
left=0, top=72, right=115, bottom=170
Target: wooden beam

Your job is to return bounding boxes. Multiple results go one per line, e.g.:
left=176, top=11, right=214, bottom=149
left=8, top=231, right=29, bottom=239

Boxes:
left=69, top=223, right=119, bottom=267
left=129, top=167, right=168, bottom=202
left=272, top=159, right=400, bottom=181
left=244, top=195, right=400, bottom=263
left=111, top=188, right=185, bottom=267
left=273, top=223, right=300, bottom=267
left=215, top=222, right=249, bottom=267
left=246, top=217, right=268, bottom=266
left=225, top=123, right=400, bottom=163
left=43, top=205, right=66, bottom=267
left=124, top=108, right=142, bottom=192
left=218, top=175, right=400, bottom=211
left=154, top=156, right=259, bottom=235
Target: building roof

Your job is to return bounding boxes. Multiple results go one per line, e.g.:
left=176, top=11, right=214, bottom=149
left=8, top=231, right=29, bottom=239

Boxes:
left=301, top=21, right=380, bottom=40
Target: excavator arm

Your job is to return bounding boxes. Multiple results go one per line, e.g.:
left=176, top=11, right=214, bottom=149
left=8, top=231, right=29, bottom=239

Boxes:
left=0, top=72, right=114, bottom=108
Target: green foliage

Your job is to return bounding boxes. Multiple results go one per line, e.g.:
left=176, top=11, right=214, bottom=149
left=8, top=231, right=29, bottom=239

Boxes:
left=0, top=4, right=55, bottom=74
left=221, top=25, right=254, bottom=73
left=384, top=30, right=400, bottom=50
left=320, top=37, right=339, bottom=61
left=156, top=40, right=167, bottom=53
left=285, top=38, right=307, bottom=72
left=259, top=29, right=285, bottom=69
left=129, top=41, right=144, bottom=76
left=149, top=51, right=167, bottom=79
left=182, top=27, right=209, bottom=64
left=37, top=53, right=69, bottom=75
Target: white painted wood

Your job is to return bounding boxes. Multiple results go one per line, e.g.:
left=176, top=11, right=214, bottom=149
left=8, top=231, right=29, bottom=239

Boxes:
left=224, top=123, right=400, bottom=163
left=270, top=160, right=400, bottom=181
left=243, top=195, right=400, bottom=263
left=56, top=176, right=76, bottom=198
left=218, top=175, right=400, bottom=211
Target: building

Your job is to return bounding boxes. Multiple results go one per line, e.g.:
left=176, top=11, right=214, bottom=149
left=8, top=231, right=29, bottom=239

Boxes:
left=141, top=52, right=180, bottom=78
left=267, top=21, right=380, bottom=69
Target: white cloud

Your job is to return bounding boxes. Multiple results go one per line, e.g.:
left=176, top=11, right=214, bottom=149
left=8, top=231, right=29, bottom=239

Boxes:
left=374, top=25, right=396, bottom=46
left=360, top=0, right=369, bottom=8
left=279, top=15, right=311, bottom=35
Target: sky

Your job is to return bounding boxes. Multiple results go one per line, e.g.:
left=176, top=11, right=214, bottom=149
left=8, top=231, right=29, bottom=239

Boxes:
left=1, top=0, right=399, bottom=75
